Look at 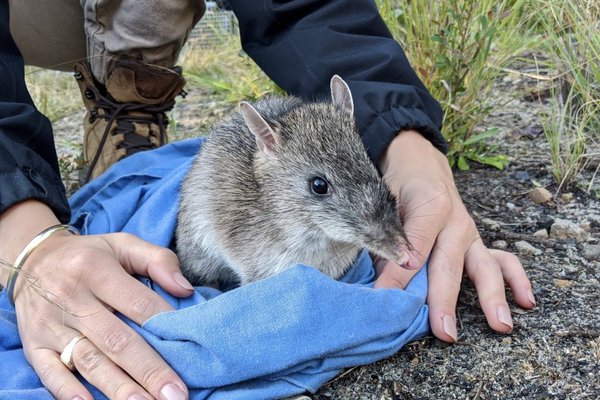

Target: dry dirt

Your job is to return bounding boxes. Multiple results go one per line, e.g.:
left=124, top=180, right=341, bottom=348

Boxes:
left=52, top=71, right=599, bottom=399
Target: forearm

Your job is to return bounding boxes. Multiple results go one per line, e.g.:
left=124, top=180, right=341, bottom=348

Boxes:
left=0, top=200, right=61, bottom=287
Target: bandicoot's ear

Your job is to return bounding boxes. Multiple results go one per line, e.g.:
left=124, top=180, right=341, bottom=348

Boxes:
left=240, top=101, right=281, bottom=155
left=330, top=75, right=354, bottom=117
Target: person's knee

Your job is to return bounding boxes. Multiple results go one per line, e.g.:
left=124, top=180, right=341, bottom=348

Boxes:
left=9, top=0, right=86, bottom=70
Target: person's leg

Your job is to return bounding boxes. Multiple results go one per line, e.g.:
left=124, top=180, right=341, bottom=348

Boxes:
left=82, top=0, right=205, bottom=84
left=9, top=0, right=205, bottom=80
left=78, top=0, right=205, bottom=180
left=10, top=0, right=206, bottom=181
left=9, top=0, right=87, bottom=72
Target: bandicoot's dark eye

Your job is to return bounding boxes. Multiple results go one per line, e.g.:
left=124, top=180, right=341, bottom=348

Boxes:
left=309, top=176, right=330, bottom=196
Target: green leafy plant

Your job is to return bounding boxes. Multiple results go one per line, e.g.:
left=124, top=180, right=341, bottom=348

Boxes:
left=181, top=36, right=280, bottom=104
left=543, top=88, right=591, bottom=191
left=378, top=0, right=534, bottom=170
left=536, top=0, right=600, bottom=190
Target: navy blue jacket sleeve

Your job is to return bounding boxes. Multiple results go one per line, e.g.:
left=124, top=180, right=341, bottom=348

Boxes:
left=0, top=0, right=445, bottom=223
left=229, top=0, right=448, bottom=163
left=0, top=0, right=70, bottom=221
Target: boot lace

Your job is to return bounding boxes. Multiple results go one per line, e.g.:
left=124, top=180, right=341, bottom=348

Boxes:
left=85, top=87, right=175, bottom=182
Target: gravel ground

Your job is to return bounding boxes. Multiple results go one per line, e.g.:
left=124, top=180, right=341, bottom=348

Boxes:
left=311, top=76, right=600, bottom=400
left=51, top=71, right=599, bottom=399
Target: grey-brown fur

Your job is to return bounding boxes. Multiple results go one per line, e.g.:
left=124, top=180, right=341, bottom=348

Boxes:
left=176, top=76, right=410, bottom=286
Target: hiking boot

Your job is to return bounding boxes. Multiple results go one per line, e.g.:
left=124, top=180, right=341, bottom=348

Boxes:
left=74, top=59, right=186, bottom=182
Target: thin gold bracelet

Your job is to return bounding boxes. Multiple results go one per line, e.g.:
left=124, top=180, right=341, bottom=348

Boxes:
left=6, top=224, right=79, bottom=307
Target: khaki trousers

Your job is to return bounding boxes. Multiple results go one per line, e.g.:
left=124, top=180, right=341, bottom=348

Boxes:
left=9, top=0, right=205, bottom=83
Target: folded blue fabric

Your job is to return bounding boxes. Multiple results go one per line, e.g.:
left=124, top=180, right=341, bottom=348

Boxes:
left=0, top=138, right=430, bottom=400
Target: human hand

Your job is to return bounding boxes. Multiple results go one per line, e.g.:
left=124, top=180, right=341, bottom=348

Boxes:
left=2, top=203, right=194, bottom=400
left=375, top=131, right=536, bottom=342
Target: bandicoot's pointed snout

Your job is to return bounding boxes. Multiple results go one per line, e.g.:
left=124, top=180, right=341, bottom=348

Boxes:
left=365, top=235, right=414, bottom=269
left=373, top=248, right=423, bottom=272
left=396, top=251, right=411, bottom=268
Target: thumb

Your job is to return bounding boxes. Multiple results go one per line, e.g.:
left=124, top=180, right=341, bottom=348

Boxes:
left=103, top=232, right=195, bottom=296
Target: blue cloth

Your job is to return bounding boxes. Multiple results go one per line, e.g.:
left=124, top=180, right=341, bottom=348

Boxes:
left=0, top=138, right=430, bottom=400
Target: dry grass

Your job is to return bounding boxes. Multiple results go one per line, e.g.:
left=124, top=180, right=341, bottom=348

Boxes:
left=24, top=68, right=82, bottom=122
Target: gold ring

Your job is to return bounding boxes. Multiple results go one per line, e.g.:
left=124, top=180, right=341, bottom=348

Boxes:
left=60, top=334, right=86, bottom=371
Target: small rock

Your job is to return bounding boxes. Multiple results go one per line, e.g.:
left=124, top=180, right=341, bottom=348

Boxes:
left=580, top=220, right=591, bottom=232
left=492, top=240, right=508, bottom=250
left=553, top=278, right=574, bottom=288
left=560, top=192, right=573, bottom=202
left=550, top=218, right=590, bottom=242
left=514, top=240, right=542, bottom=256
left=513, top=170, right=530, bottom=182
left=533, top=229, right=549, bottom=239
left=537, top=218, right=555, bottom=232
left=528, top=187, right=553, bottom=204
left=481, top=218, right=500, bottom=230
left=564, top=263, right=579, bottom=275
left=518, top=124, right=545, bottom=138
left=506, top=202, right=516, bottom=211
left=582, top=244, right=600, bottom=260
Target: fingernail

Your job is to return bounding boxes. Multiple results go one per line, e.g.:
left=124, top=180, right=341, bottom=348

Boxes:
left=160, top=383, right=187, bottom=400
left=173, top=272, right=194, bottom=291
left=497, top=305, right=513, bottom=331
left=72, top=396, right=85, bottom=400
left=442, top=314, right=458, bottom=342
left=527, top=289, right=536, bottom=306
